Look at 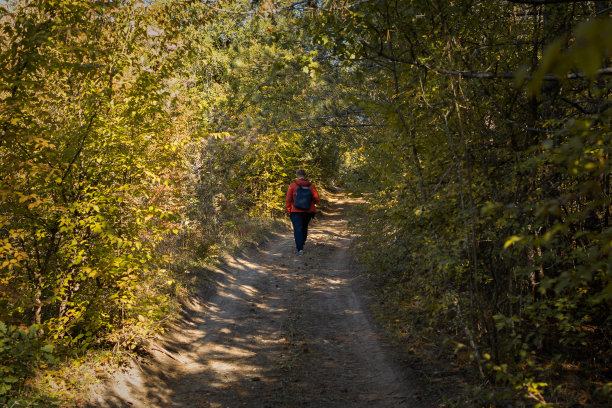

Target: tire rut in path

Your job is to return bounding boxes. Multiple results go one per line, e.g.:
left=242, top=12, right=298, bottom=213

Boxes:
left=91, top=196, right=430, bottom=408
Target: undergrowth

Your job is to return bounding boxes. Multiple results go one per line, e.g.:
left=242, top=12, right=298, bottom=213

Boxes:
left=11, top=215, right=288, bottom=407
left=350, top=198, right=612, bottom=408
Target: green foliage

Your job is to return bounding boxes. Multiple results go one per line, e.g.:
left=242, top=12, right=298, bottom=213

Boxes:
left=1, top=0, right=343, bottom=399
left=0, top=0, right=186, bottom=401
left=0, top=322, right=55, bottom=404
left=317, top=0, right=611, bottom=405
left=0, top=0, right=608, bottom=406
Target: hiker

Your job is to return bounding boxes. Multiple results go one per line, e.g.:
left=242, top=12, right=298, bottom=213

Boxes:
left=286, top=169, right=320, bottom=256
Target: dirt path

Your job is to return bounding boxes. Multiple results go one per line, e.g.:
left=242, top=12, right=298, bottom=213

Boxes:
left=90, top=196, right=432, bottom=407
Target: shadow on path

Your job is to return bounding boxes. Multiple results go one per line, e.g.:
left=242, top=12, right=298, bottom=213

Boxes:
left=90, top=196, right=432, bottom=408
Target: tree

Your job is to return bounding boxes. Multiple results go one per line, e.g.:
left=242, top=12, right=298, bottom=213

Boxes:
left=307, top=0, right=611, bottom=404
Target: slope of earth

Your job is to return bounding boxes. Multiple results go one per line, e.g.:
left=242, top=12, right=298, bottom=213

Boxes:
left=89, top=195, right=435, bottom=407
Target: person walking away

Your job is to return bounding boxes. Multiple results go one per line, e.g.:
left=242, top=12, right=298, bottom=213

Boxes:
left=286, top=169, right=319, bottom=256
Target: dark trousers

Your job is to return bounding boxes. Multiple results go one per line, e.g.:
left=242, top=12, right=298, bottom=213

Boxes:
left=290, top=212, right=313, bottom=251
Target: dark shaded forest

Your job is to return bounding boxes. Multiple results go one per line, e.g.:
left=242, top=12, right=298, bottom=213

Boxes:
left=0, top=0, right=610, bottom=406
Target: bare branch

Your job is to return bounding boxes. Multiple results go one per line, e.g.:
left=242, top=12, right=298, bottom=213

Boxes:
left=597, top=6, right=612, bottom=15
left=506, top=0, right=608, bottom=4
left=218, top=122, right=379, bottom=135
left=503, top=117, right=561, bottom=134
left=364, top=42, right=612, bottom=81
left=560, top=96, right=612, bottom=114
left=264, top=122, right=379, bottom=132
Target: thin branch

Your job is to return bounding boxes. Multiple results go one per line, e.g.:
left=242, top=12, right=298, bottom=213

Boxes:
left=150, top=347, right=181, bottom=361
left=559, top=96, right=611, bottom=114
left=364, top=41, right=612, bottom=81
left=202, top=0, right=310, bottom=15
left=217, top=122, right=379, bottom=135
left=203, top=5, right=253, bottom=15
left=560, top=96, right=589, bottom=113
left=432, top=159, right=460, bottom=196
left=265, top=122, right=379, bottom=132
left=503, top=117, right=562, bottom=134
left=60, top=112, right=98, bottom=184
left=506, top=0, right=608, bottom=4
left=597, top=6, right=612, bottom=15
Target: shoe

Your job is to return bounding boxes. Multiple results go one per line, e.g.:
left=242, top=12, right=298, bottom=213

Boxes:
left=296, top=250, right=304, bottom=256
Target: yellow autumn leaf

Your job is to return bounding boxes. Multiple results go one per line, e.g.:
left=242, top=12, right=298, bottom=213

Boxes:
left=503, top=236, right=523, bottom=249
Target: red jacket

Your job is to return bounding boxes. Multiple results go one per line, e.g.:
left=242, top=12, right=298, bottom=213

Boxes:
left=286, top=179, right=319, bottom=214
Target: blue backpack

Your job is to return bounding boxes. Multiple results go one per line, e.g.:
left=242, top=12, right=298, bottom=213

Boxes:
left=294, top=184, right=312, bottom=210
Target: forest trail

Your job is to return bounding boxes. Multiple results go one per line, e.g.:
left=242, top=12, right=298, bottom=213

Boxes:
left=90, top=195, right=431, bottom=408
